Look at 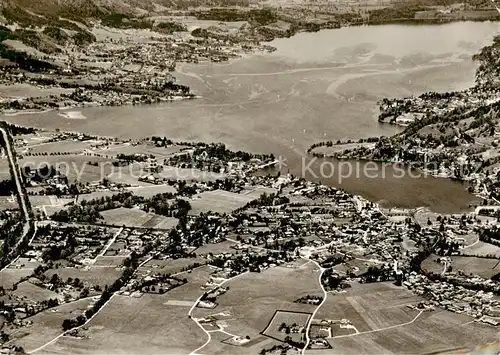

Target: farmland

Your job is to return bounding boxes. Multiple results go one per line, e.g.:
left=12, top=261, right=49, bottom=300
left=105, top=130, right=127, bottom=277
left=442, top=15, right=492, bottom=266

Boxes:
left=190, top=262, right=323, bottom=352
left=313, top=282, right=424, bottom=336
left=5, top=297, right=96, bottom=353
left=263, top=310, right=311, bottom=343
left=138, top=257, right=207, bottom=276
left=99, top=207, right=178, bottom=229
left=423, top=254, right=500, bottom=279
left=45, top=265, right=123, bottom=290
left=306, top=282, right=500, bottom=354
left=0, top=258, right=41, bottom=288
left=36, top=294, right=206, bottom=355
left=189, top=190, right=255, bottom=215
left=461, top=241, right=500, bottom=258
left=319, top=309, right=498, bottom=355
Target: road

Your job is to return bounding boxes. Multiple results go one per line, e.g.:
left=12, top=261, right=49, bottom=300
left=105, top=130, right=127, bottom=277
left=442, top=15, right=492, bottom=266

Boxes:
left=189, top=271, right=250, bottom=355
left=0, top=125, right=33, bottom=269
left=28, top=255, right=156, bottom=354
left=301, top=259, right=327, bottom=355
left=0, top=127, right=30, bottom=221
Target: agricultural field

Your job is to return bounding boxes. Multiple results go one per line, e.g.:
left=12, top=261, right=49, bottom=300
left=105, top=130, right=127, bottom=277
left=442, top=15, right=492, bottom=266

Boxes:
left=91, top=142, right=189, bottom=161
left=307, top=282, right=500, bottom=354
left=0, top=258, right=41, bottom=288
left=22, top=140, right=95, bottom=155
left=189, top=190, right=255, bottom=215
left=423, top=254, right=500, bottom=279
left=4, top=297, right=96, bottom=353
left=262, top=310, right=311, bottom=343
left=0, top=195, right=18, bottom=210
left=36, top=294, right=206, bottom=355
left=138, top=257, right=207, bottom=276
left=319, top=309, right=499, bottom=355
left=45, top=265, right=123, bottom=290
left=239, top=186, right=278, bottom=199
left=157, top=166, right=225, bottom=182
left=163, top=264, right=219, bottom=302
left=11, top=281, right=59, bottom=302
left=18, top=155, right=151, bottom=186
left=192, top=239, right=240, bottom=256
left=77, top=184, right=176, bottom=203
left=99, top=207, right=178, bottom=229
left=93, top=255, right=128, bottom=267
left=191, top=262, right=323, bottom=351
left=314, top=282, right=423, bottom=337
left=461, top=241, right=500, bottom=258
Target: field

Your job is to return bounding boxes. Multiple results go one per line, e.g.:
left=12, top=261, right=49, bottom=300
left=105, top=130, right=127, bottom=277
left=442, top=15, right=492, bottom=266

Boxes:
left=163, top=264, right=218, bottom=302
left=192, top=239, right=239, bottom=256
left=99, top=207, right=178, bottom=229
left=19, top=155, right=151, bottom=186
left=76, top=184, right=176, bottom=203
left=0, top=195, right=18, bottom=210
left=189, top=189, right=255, bottom=215
left=12, top=281, right=59, bottom=302
left=0, top=258, right=41, bottom=288
left=93, top=255, right=128, bottom=267
left=190, top=262, right=323, bottom=354
left=45, top=265, right=123, bottom=289
left=37, top=294, right=206, bottom=355
left=319, top=310, right=499, bottom=355
left=5, top=297, right=95, bottom=353
left=423, top=254, right=500, bottom=279
left=239, top=186, right=278, bottom=199
left=138, top=257, right=207, bottom=276
left=461, top=241, right=500, bottom=258
left=91, top=143, right=189, bottom=161
left=314, top=282, right=423, bottom=336
left=307, top=282, right=499, bottom=354
left=157, top=166, right=225, bottom=182
left=263, top=310, right=311, bottom=343
left=23, top=140, right=95, bottom=155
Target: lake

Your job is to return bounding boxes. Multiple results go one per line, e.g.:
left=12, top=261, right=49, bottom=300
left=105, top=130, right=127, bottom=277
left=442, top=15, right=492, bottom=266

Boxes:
left=4, top=21, right=499, bottom=212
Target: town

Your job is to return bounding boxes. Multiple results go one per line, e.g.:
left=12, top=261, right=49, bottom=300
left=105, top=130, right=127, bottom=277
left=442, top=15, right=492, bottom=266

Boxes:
left=0, top=122, right=499, bottom=354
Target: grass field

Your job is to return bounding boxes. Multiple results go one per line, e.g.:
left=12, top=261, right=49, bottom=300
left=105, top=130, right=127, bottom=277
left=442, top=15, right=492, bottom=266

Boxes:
left=306, top=282, right=499, bottom=354
left=423, top=254, right=500, bottom=278
left=157, top=166, right=225, bottom=182
left=0, top=258, right=41, bottom=288
left=314, top=282, right=423, bottom=335
left=19, top=155, right=151, bottom=186
left=461, top=241, right=500, bottom=258
left=45, top=266, right=122, bottom=289
left=91, top=143, right=188, bottom=161
left=99, top=207, right=178, bottom=229
left=37, top=294, right=206, bottom=355
left=93, top=255, right=128, bottom=267
left=191, top=262, right=323, bottom=351
left=163, top=264, right=218, bottom=302
left=321, top=309, right=499, bottom=355
left=263, top=310, right=311, bottom=343
left=138, top=257, right=206, bottom=276
left=5, top=297, right=95, bottom=353
left=189, top=190, right=255, bottom=215
left=192, top=240, right=239, bottom=256
left=23, top=140, right=95, bottom=155
left=77, top=184, right=176, bottom=203
left=12, top=281, right=59, bottom=302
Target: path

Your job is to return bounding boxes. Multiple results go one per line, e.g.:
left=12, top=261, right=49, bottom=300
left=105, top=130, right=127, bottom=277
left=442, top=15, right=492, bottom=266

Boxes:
left=28, top=255, right=155, bottom=354
left=301, top=259, right=327, bottom=355
left=189, top=271, right=250, bottom=355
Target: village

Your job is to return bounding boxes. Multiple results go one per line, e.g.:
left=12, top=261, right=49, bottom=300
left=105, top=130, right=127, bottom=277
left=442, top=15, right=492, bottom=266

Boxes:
left=0, top=125, right=500, bottom=353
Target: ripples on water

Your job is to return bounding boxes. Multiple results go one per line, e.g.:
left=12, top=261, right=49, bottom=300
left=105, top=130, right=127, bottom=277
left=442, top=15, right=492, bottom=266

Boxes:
left=5, top=22, right=499, bottom=212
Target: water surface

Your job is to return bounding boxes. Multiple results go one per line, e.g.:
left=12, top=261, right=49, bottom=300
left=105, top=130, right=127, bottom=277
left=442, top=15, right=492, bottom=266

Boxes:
left=5, top=22, right=499, bottom=212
